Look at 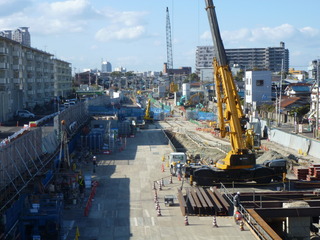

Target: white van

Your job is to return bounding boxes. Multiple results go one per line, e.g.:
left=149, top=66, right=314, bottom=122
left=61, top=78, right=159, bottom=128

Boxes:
left=16, top=110, right=35, bottom=118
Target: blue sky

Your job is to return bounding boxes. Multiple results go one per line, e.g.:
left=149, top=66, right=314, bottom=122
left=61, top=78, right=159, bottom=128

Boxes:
left=1, top=0, right=320, bottom=73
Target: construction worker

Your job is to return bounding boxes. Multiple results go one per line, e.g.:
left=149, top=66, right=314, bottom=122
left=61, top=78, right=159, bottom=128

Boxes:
left=176, top=161, right=182, bottom=178
left=233, top=192, right=241, bottom=216
left=78, top=175, right=85, bottom=194
left=93, top=156, right=97, bottom=173
left=172, top=161, right=177, bottom=176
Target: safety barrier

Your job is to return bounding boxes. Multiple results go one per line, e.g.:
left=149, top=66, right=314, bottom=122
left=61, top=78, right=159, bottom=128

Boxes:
left=84, top=180, right=99, bottom=217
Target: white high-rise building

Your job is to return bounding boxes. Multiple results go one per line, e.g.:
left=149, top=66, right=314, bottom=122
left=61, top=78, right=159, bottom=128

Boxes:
left=101, top=60, right=112, bottom=73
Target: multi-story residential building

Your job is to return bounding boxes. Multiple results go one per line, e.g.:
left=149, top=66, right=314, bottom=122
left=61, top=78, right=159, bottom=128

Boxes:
left=308, top=59, right=319, bottom=79
left=196, top=42, right=289, bottom=75
left=0, top=27, right=31, bottom=46
left=53, top=58, right=72, bottom=98
left=0, top=36, right=72, bottom=122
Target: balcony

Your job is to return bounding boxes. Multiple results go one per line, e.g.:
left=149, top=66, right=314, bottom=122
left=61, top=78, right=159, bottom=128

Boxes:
left=0, top=63, right=8, bottom=69
left=12, top=51, right=20, bottom=57
left=13, top=78, right=20, bottom=84
left=0, top=48, right=8, bottom=54
left=0, top=78, right=8, bottom=84
left=27, top=66, right=34, bottom=71
left=12, top=65, right=20, bottom=70
left=37, top=89, right=44, bottom=94
left=26, top=53, right=34, bottom=60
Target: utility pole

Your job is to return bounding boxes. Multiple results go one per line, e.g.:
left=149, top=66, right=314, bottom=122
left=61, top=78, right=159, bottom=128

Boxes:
left=278, top=59, right=283, bottom=126
left=316, top=59, right=319, bottom=138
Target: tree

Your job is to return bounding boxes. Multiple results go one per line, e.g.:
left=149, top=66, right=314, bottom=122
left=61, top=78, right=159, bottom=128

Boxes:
left=234, top=69, right=244, bottom=81
left=111, top=71, right=122, bottom=77
left=125, top=71, right=135, bottom=77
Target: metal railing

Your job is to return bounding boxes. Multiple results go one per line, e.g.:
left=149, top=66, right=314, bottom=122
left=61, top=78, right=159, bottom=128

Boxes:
left=219, top=183, right=274, bottom=240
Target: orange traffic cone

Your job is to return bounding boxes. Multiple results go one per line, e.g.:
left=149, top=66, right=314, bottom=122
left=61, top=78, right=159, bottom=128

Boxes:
left=184, top=215, right=189, bottom=226
left=154, top=191, right=158, bottom=203
left=161, top=164, right=165, bottom=172
left=212, top=215, right=218, bottom=227
left=157, top=206, right=162, bottom=216
left=239, top=220, right=244, bottom=231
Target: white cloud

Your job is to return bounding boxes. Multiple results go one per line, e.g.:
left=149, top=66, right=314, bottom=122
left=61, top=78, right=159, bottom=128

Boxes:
left=104, top=10, right=147, bottom=27
left=200, top=31, right=211, bottom=40
left=95, top=25, right=145, bottom=42
left=201, top=24, right=320, bottom=49
left=0, top=0, right=101, bottom=34
left=40, top=0, right=99, bottom=19
left=94, top=9, right=148, bottom=42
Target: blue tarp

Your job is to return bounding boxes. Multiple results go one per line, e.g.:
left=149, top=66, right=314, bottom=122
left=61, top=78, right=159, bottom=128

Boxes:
left=197, top=111, right=216, bottom=121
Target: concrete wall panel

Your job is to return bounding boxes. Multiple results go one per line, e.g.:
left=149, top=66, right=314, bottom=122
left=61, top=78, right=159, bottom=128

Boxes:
left=270, top=128, right=320, bottom=159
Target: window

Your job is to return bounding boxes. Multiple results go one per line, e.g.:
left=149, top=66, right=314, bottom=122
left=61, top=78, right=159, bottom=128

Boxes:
left=256, top=80, right=264, bottom=86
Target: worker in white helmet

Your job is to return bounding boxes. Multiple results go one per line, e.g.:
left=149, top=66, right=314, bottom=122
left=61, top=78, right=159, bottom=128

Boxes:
left=233, top=192, right=241, bottom=217
left=93, top=156, right=97, bottom=173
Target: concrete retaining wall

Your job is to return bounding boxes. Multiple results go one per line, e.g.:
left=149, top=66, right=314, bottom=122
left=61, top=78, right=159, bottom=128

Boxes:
left=269, top=128, right=320, bottom=159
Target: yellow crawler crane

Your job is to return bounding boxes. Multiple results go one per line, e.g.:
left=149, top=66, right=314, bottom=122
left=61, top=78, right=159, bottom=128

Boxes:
left=191, top=0, right=283, bottom=185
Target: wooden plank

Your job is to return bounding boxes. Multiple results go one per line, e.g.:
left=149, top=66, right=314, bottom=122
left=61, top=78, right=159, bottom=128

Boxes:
left=190, top=187, right=202, bottom=208
left=177, top=189, right=186, bottom=216
left=195, top=187, right=208, bottom=208
left=207, top=189, right=223, bottom=212
left=247, top=209, right=282, bottom=240
left=199, top=187, right=214, bottom=208
left=213, top=186, right=230, bottom=209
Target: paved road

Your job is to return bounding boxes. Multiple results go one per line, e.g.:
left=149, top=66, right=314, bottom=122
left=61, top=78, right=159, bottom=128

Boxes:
left=63, top=124, right=257, bottom=240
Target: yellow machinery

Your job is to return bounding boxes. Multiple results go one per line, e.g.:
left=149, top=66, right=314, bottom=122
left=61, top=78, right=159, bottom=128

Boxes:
left=191, top=0, right=279, bottom=185
left=144, top=99, right=154, bottom=122
left=205, top=0, right=255, bottom=170
left=184, top=92, right=204, bottom=107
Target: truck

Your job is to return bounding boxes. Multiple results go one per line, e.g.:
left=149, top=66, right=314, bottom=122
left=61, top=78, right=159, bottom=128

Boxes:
left=169, top=152, right=187, bottom=176
left=191, top=0, right=286, bottom=186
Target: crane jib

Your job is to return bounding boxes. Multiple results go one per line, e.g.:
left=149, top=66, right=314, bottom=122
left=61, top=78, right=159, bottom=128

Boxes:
left=205, top=0, right=228, bottom=67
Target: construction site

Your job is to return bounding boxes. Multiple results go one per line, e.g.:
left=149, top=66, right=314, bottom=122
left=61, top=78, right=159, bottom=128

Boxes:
left=1, top=84, right=320, bottom=239
left=2, top=0, right=320, bottom=239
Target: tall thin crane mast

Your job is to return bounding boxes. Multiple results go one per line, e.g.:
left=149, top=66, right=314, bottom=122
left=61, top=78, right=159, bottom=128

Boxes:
left=166, top=7, right=173, bottom=73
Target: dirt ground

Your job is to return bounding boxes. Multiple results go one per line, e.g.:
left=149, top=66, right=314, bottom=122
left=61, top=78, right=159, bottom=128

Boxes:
left=169, top=126, right=302, bottom=173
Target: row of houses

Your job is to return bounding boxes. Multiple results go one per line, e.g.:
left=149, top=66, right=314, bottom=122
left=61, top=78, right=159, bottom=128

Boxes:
left=0, top=36, right=72, bottom=122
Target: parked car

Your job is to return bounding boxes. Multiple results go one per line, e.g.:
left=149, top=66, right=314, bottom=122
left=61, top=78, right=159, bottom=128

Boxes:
left=16, top=110, right=35, bottom=118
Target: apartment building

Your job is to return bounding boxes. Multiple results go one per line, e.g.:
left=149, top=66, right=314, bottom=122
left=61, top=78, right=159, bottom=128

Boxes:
left=196, top=42, right=289, bottom=74
left=0, top=27, right=31, bottom=46
left=53, top=58, right=73, bottom=98
left=0, top=36, right=72, bottom=122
